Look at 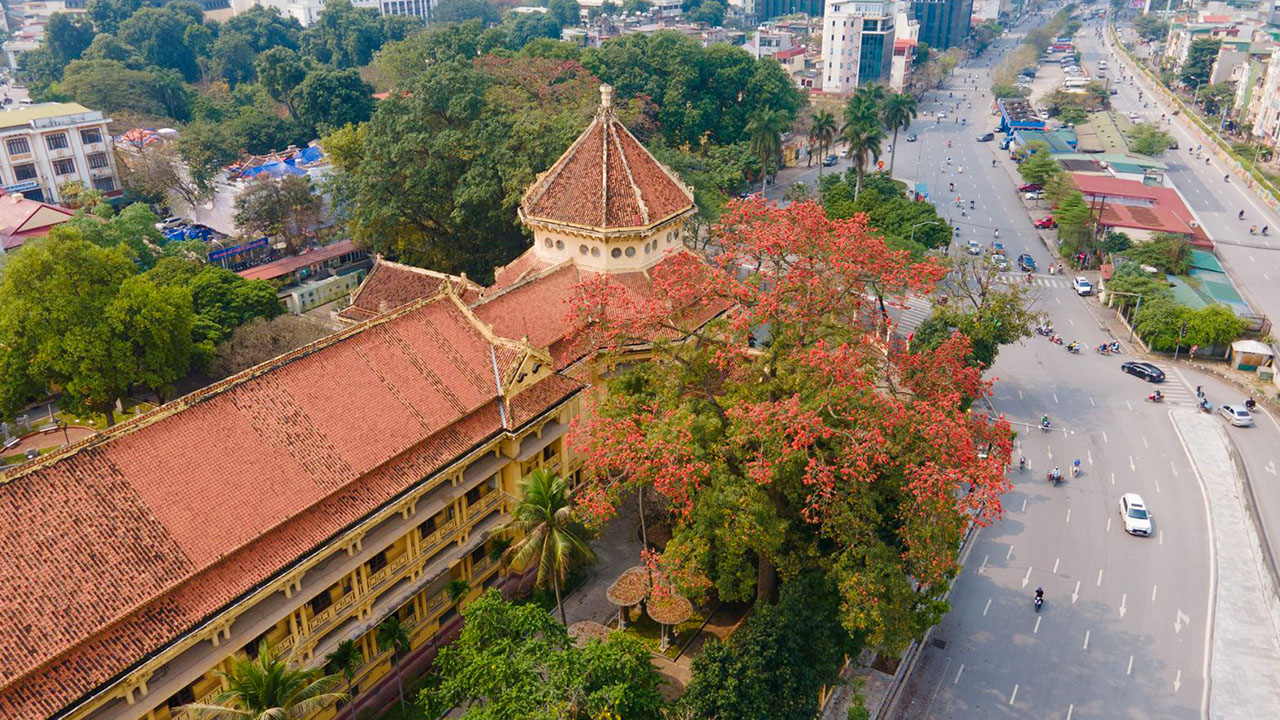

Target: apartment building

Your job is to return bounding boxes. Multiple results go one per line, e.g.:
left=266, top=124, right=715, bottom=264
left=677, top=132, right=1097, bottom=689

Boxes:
left=229, top=0, right=432, bottom=26
left=821, top=0, right=896, bottom=94
left=0, top=85, right=723, bottom=720
left=0, top=102, right=119, bottom=205
left=909, top=0, right=973, bottom=50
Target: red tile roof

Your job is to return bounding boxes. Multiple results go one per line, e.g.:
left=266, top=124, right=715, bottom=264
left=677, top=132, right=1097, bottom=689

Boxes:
left=336, top=258, right=483, bottom=323
left=237, top=240, right=365, bottom=281
left=0, top=192, right=75, bottom=251
left=0, top=291, right=581, bottom=720
left=1070, top=174, right=1204, bottom=239
left=521, top=87, right=694, bottom=231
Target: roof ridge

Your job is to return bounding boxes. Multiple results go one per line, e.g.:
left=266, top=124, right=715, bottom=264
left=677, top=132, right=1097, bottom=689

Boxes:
left=475, top=257, right=576, bottom=307
left=521, top=114, right=603, bottom=219
left=608, top=121, right=650, bottom=225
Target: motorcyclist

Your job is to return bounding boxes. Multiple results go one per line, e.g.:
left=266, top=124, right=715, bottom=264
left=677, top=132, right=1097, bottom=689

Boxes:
left=1041, top=414, right=1050, bottom=428
left=1072, top=458, right=1081, bottom=477
left=1035, top=587, right=1044, bottom=602
left=1239, top=210, right=1246, bottom=220
left=1051, top=465, right=1061, bottom=482
left=1067, top=341, right=1079, bottom=352
left=970, top=199, right=975, bottom=209
left=1153, top=389, right=1164, bottom=401
left=1264, top=226, right=1270, bottom=236
left=994, top=228, right=1000, bottom=237
left=1019, top=456, right=1027, bottom=470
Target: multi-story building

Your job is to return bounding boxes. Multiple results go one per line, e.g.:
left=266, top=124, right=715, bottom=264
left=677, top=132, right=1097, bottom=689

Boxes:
left=821, top=0, right=896, bottom=94
left=229, top=0, right=432, bottom=26
left=909, top=0, right=974, bottom=50
left=1249, top=48, right=1280, bottom=147
left=0, top=85, right=722, bottom=720
left=0, top=102, right=119, bottom=205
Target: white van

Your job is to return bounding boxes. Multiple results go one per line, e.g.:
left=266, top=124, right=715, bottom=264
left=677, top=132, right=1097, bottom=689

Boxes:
left=1063, top=77, right=1090, bottom=89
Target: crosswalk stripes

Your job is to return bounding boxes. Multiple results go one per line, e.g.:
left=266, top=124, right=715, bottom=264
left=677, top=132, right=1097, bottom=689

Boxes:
left=997, top=272, right=1071, bottom=288
left=886, top=295, right=934, bottom=336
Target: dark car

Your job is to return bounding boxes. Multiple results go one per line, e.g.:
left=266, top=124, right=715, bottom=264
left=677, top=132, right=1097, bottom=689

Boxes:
left=1109, top=88, right=1119, bottom=95
left=822, top=154, right=838, bottom=166
left=977, top=132, right=995, bottom=142
left=1016, top=253, right=1037, bottom=272
left=1168, top=140, right=1179, bottom=150
left=1018, top=183, right=1043, bottom=192
left=906, top=133, right=918, bottom=142
left=1121, top=361, right=1166, bottom=383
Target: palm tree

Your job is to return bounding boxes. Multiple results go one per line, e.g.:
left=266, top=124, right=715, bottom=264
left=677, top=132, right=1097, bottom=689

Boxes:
left=881, top=92, right=918, bottom=175
left=377, top=617, right=413, bottom=715
left=503, top=468, right=596, bottom=625
left=809, top=109, right=838, bottom=177
left=841, top=118, right=886, bottom=200
left=183, top=640, right=347, bottom=720
left=323, top=639, right=363, bottom=695
left=746, top=108, right=790, bottom=194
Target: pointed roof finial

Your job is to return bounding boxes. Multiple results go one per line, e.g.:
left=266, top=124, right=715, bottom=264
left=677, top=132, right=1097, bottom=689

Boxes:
left=599, top=84, right=614, bottom=117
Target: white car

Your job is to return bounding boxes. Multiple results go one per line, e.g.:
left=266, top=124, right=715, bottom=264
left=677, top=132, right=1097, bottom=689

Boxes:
left=1119, top=493, right=1153, bottom=536
left=1025, top=190, right=1045, bottom=200
left=938, top=111, right=948, bottom=118
left=966, top=239, right=982, bottom=255
left=1072, top=277, right=1093, bottom=296
left=1128, top=111, right=1140, bottom=121
left=1219, top=404, right=1254, bottom=427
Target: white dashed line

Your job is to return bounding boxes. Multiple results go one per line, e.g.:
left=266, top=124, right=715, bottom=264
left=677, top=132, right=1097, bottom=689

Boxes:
left=1097, top=568, right=1104, bottom=586
left=1083, top=630, right=1090, bottom=650
left=984, top=598, right=992, bottom=616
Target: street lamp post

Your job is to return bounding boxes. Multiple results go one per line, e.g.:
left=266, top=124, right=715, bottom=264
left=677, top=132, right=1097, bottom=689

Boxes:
left=911, top=220, right=943, bottom=247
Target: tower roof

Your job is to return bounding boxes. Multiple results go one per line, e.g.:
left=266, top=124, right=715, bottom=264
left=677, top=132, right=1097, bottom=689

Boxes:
left=520, top=85, right=695, bottom=232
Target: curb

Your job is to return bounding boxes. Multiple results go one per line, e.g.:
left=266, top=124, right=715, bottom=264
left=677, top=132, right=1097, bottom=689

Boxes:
left=1220, top=425, right=1280, bottom=638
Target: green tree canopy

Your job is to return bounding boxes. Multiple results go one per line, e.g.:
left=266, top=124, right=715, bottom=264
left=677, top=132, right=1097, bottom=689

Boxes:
left=687, top=0, right=726, bottom=25
left=1017, top=141, right=1060, bottom=186
left=1129, top=124, right=1174, bottom=156
left=1180, top=37, right=1221, bottom=88
left=422, top=590, right=666, bottom=720
left=221, top=5, right=303, bottom=53
left=1120, top=233, right=1192, bottom=274
left=117, top=3, right=203, bottom=81
left=292, top=67, right=376, bottom=134
left=548, top=0, right=581, bottom=27
left=820, top=173, right=951, bottom=255
left=433, top=0, right=502, bottom=25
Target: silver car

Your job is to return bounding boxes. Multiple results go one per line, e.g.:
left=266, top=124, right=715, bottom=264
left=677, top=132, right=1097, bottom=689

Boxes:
left=1219, top=404, right=1254, bottom=427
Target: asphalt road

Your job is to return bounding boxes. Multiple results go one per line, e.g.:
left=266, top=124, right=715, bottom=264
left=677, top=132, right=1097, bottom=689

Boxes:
left=895, top=17, right=1215, bottom=719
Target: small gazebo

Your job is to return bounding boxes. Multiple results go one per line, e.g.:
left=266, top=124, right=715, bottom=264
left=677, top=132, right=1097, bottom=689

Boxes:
left=567, top=620, right=612, bottom=648
left=646, top=592, right=693, bottom=652
left=606, top=565, right=650, bottom=628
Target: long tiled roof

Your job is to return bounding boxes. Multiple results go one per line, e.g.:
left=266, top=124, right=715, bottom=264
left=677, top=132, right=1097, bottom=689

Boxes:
left=520, top=86, right=694, bottom=231
left=0, top=291, right=582, bottom=719
left=336, top=258, right=483, bottom=323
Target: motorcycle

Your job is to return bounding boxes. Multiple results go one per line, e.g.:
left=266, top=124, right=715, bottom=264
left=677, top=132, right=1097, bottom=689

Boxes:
left=1049, top=335, right=1064, bottom=345
left=1108, top=341, right=1121, bottom=354
left=1035, top=326, right=1054, bottom=337
left=1096, top=344, right=1110, bottom=355
left=1046, top=470, right=1061, bottom=485
left=1041, top=419, right=1051, bottom=433
left=1019, top=456, right=1027, bottom=472
left=1066, top=343, right=1080, bottom=354
left=1034, top=594, right=1044, bottom=612
left=1147, top=393, right=1164, bottom=403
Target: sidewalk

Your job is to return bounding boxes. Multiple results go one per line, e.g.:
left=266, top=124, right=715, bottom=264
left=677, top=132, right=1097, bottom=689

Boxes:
left=1170, top=407, right=1280, bottom=718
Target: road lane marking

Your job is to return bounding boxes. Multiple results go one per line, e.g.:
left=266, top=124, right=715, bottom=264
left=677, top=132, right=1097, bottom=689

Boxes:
left=1018, top=389, right=1023, bottom=399
left=1142, top=436, right=1149, bottom=448
left=1159, top=529, right=1164, bottom=545
left=1127, top=656, right=1134, bottom=675
left=1103, top=431, right=1108, bottom=443
left=1068, top=317, right=1075, bottom=325
left=1089, top=396, right=1095, bottom=406
left=954, top=664, right=964, bottom=684
left=1009, top=684, right=1019, bottom=704
left=1007, top=545, right=1014, bottom=560
left=980, top=554, right=989, bottom=574
left=1021, top=498, right=1027, bottom=511
left=1072, top=580, right=1080, bottom=603
left=1107, top=517, right=1112, bottom=532
left=1171, top=460, right=1179, bottom=476
left=1097, top=569, right=1104, bottom=586
left=1119, top=593, right=1127, bottom=618
left=1053, top=558, right=1060, bottom=573
left=1065, top=508, right=1071, bottom=523
left=1110, top=471, right=1115, bottom=485
left=1155, top=478, right=1161, bottom=493
left=1083, top=630, right=1090, bottom=649
left=984, top=598, right=992, bottom=616
left=1047, top=445, right=1053, bottom=459
left=1174, top=670, right=1182, bottom=691
left=1266, top=461, right=1276, bottom=475
left=1054, top=393, right=1059, bottom=404
left=1034, top=616, right=1041, bottom=633
left=1175, top=609, right=1190, bottom=633
left=1067, top=704, right=1074, bottom=720
left=1152, top=585, right=1158, bottom=602
left=1022, top=566, right=1032, bottom=588
left=1125, top=400, right=1132, bottom=410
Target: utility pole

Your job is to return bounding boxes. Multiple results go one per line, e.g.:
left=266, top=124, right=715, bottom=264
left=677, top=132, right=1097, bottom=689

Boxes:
left=1173, top=319, right=1189, bottom=361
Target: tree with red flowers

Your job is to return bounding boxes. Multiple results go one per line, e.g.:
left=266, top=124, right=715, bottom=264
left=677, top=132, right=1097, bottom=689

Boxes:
left=567, top=198, right=1014, bottom=652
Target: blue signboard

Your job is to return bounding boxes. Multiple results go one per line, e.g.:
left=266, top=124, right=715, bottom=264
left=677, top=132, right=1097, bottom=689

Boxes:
left=4, top=180, right=40, bottom=193
left=208, top=237, right=267, bottom=262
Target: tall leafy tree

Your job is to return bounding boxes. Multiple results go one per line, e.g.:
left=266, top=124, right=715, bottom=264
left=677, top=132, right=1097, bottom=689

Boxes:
left=377, top=617, right=412, bottom=715
left=117, top=3, right=204, bottom=81
left=423, top=590, right=665, bottom=720
left=841, top=118, right=885, bottom=200
left=184, top=640, right=347, bottom=720
left=45, top=13, right=96, bottom=65
left=548, top=0, right=581, bottom=27
left=881, top=92, right=918, bottom=175
left=808, top=109, right=837, bottom=176
left=502, top=468, right=596, bottom=625
left=221, top=5, right=304, bottom=53
left=323, top=639, right=363, bottom=693
left=0, top=234, right=193, bottom=424
left=292, top=67, right=376, bottom=134
left=234, top=175, right=325, bottom=254
left=433, top=0, right=502, bottom=25
left=746, top=109, right=788, bottom=193
left=1180, top=37, right=1221, bottom=89
left=299, top=0, right=395, bottom=68
left=569, top=200, right=1011, bottom=650
left=255, top=47, right=311, bottom=119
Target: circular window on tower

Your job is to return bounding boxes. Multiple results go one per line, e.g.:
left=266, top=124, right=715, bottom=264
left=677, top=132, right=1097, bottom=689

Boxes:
left=591, top=247, right=601, bottom=257
left=611, top=248, right=622, bottom=259
left=625, top=246, right=636, bottom=257
left=579, top=244, right=589, bottom=255
left=644, top=242, right=651, bottom=254
left=543, top=238, right=553, bottom=248
left=555, top=240, right=564, bottom=250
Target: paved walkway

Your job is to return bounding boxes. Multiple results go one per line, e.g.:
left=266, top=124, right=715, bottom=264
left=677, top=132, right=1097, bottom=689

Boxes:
left=563, top=490, right=646, bottom=627
left=1170, top=407, right=1280, bottom=719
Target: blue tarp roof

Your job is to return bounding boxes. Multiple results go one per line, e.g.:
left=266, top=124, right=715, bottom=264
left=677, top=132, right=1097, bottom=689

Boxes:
left=242, top=160, right=307, bottom=179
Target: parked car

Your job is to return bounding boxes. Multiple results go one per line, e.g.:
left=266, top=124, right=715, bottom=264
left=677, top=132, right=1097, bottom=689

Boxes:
left=977, top=132, right=995, bottom=142
left=906, top=133, right=918, bottom=142
left=1118, top=493, right=1153, bottom=536
left=822, top=155, right=838, bottom=166
left=1018, top=183, right=1042, bottom=192
left=1219, top=404, right=1255, bottom=427
left=1128, top=111, right=1140, bottom=121
left=1025, top=190, right=1045, bottom=200
left=1033, top=215, right=1057, bottom=229
left=1072, top=276, right=1093, bottom=296
left=1121, top=361, right=1166, bottom=383
left=1169, top=140, right=1179, bottom=150
left=1016, top=253, right=1037, bottom=272
left=1109, top=88, right=1119, bottom=95
left=966, top=239, right=982, bottom=255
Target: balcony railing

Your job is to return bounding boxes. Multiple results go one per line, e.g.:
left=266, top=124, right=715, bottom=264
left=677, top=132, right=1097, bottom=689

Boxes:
left=309, top=590, right=356, bottom=629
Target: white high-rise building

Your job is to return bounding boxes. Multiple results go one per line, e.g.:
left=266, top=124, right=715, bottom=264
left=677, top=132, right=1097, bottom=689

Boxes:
left=230, top=0, right=432, bottom=26
left=822, top=0, right=896, bottom=94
